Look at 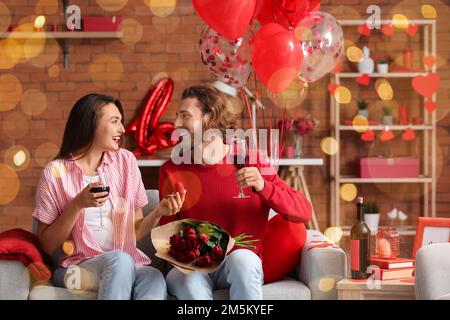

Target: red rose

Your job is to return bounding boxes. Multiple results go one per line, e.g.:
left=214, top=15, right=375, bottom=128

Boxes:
left=194, top=254, right=212, bottom=268
left=210, top=245, right=224, bottom=262
left=198, top=233, right=209, bottom=245
left=183, top=226, right=196, bottom=238
left=187, top=249, right=200, bottom=261
left=186, top=237, right=199, bottom=250
left=173, top=239, right=186, bottom=252
left=170, top=234, right=182, bottom=246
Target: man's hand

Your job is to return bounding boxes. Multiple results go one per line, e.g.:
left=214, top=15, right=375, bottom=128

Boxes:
left=236, top=167, right=265, bottom=192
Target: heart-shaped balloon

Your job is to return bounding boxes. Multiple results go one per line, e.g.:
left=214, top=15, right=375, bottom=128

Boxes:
left=412, top=73, right=440, bottom=98
left=252, top=23, right=303, bottom=93
left=199, top=26, right=253, bottom=88
left=193, top=0, right=256, bottom=40
left=356, top=73, right=370, bottom=86
left=297, top=11, right=344, bottom=83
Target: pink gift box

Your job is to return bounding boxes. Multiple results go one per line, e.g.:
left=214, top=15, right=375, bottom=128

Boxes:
left=359, top=157, right=420, bottom=178
left=82, top=16, right=122, bottom=32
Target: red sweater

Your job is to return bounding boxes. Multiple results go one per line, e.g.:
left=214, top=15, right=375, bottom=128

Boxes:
left=158, top=158, right=312, bottom=256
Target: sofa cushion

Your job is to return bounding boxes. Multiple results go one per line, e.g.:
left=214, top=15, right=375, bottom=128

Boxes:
left=212, top=278, right=311, bottom=300
left=0, top=260, right=30, bottom=300
left=29, top=285, right=97, bottom=300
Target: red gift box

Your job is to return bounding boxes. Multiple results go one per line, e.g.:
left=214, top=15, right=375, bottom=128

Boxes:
left=82, top=16, right=122, bottom=32
left=360, top=157, right=420, bottom=178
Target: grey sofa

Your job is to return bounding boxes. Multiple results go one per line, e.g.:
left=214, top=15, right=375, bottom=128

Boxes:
left=415, top=242, right=450, bottom=300
left=0, top=190, right=347, bottom=300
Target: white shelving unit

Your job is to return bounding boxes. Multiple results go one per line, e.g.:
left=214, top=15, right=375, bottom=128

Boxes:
left=330, top=19, right=437, bottom=234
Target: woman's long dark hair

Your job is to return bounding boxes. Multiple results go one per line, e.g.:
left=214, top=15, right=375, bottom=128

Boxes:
left=55, top=93, right=124, bottom=160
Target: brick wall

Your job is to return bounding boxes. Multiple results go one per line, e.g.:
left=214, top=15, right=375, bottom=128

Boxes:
left=0, top=0, right=449, bottom=242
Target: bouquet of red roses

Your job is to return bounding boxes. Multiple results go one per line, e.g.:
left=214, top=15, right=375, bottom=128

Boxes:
left=151, top=219, right=258, bottom=273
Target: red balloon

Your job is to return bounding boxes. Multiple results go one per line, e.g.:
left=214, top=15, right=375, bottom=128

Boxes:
left=125, top=78, right=176, bottom=155
left=255, top=0, right=321, bottom=30
left=252, top=23, right=303, bottom=93
left=192, top=0, right=257, bottom=40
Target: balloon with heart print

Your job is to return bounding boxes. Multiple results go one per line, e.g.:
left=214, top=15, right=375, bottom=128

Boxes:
left=296, top=11, right=344, bottom=83
left=199, top=26, right=253, bottom=88
left=192, top=0, right=256, bottom=40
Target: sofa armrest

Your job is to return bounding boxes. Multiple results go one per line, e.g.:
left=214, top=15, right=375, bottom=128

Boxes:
left=296, top=230, right=347, bottom=300
left=0, top=260, right=31, bottom=300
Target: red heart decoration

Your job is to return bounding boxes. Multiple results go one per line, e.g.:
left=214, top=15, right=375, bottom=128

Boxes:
left=425, top=101, right=437, bottom=113
left=332, top=63, right=343, bottom=74
left=192, top=0, right=256, bottom=40
left=252, top=23, right=303, bottom=93
left=423, top=56, right=436, bottom=68
left=412, top=73, right=440, bottom=98
left=402, top=128, right=416, bottom=141
left=356, top=73, right=370, bottom=86
left=357, top=24, right=371, bottom=37
left=361, top=129, right=375, bottom=142
left=328, top=83, right=339, bottom=94
left=406, top=24, right=418, bottom=37
left=380, top=129, right=394, bottom=142
left=381, top=25, right=394, bottom=36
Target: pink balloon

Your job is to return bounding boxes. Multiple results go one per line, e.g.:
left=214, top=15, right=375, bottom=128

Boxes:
left=199, top=26, right=253, bottom=88
left=252, top=23, right=303, bottom=93
left=193, top=0, right=257, bottom=40
left=297, top=11, right=344, bottom=83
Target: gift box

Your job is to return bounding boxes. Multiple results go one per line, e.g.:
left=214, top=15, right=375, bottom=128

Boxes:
left=82, top=16, right=122, bottom=32
left=359, top=157, right=420, bottom=178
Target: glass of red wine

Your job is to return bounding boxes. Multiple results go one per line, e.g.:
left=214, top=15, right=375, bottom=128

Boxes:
left=230, top=137, right=250, bottom=199
left=89, top=171, right=109, bottom=230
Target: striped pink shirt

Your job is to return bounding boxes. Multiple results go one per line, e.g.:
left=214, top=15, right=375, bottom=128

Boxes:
left=32, top=148, right=151, bottom=267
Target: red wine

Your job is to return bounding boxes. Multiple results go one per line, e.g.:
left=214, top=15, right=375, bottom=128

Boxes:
left=232, top=155, right=248, bottom=169
left=90, top=186, right=110, bottom=194
left=350, top=197, right=371, bottom=279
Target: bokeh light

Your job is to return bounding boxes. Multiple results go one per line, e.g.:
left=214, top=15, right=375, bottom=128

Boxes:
left=226, top=95, right=244, bottom=115
left=352, top=115, right=369, bottom=133
left=89, top=54, right=124, bottom=89
left=0, top=1, right=11, bottom=33
left=96, top=0, right=128, bottom=11
left=318, top=278, right=336, bottom=292
left=421, top=5, right=437, bottom=19
left=161, top=171, right=202, bottom=210
left=152, top=15, right=181, bottom=33
left=35, top=0, right=59, bottom=15
left=320, top=137, right=339, bottom=156
left=340, top=183, right=358, bottom=202
left=146, top=0, right=176, bottom=18
left=0, top=74, right=23, bottom=112
left=50, top=161, right=67, bottom=179
left=0, top=164, right=20, bottom=205
left=119, top=18, right=143, bottom=44
left=33, top=15, right=46, bottom=30
left=35, top=142, right=59, bottom=167
left=48, top=64, right=60, bottom=78
left=2, top=112, right=29, bottom=139
left=392, top=14, right=409, bottom=29
left=324, top=227, right=343, bottom=244
left=334, top=86, right=351, bottom=104
left=376, top=79, right=394, bottom=101
left=62, top=241, right=74, bottom=255
left=4, top=145, right=31, bottom=172
left=29, top=35, right=60, bottom=68
left=346, top=46, right=363, bottom=62
left=0, top=39, right=20, bottom=69
left=21, top=89, right=47, bottom=116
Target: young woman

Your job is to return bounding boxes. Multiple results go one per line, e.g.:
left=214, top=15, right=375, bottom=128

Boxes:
left=156, top=86, right=312, bottom=300
left=33, top=93, right=185, bottom=300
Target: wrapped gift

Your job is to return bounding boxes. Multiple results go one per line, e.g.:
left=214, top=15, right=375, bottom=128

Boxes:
left=82, top=16, right=122, bottom=32
left=360, top=157, right=420, bottom=178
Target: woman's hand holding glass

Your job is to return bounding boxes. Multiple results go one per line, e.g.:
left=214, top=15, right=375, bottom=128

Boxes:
left=73, top=182, right=110, bottom=210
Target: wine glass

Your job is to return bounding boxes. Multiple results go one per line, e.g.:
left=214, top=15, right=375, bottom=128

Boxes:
left=88, top=171, right=110, bottom=230
left=230, top=137, right=250, bottom=199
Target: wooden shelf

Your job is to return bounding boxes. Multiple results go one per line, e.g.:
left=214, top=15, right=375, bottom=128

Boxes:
left=0, top=31, right=123, bottom=39
left=337, top=176, right=433, bottom=184
left=338, top=19, right=434, bottom=26
left=335, top=72, right=427, bottom=78
left=339, top=125, right=432, bottom=131
left=0, top=31, right=123, bottom=68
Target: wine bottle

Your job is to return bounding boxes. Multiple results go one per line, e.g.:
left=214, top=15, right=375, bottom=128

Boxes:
left=350, top=197, right=371, bottom=279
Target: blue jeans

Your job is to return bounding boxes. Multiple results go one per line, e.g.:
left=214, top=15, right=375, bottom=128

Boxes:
left=53, top=251, right=167, bottom=300
left=166, top=249, right=264, bottom=300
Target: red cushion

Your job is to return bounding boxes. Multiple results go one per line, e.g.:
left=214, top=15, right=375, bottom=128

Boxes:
left=262, top=214, right=307, bottom=284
